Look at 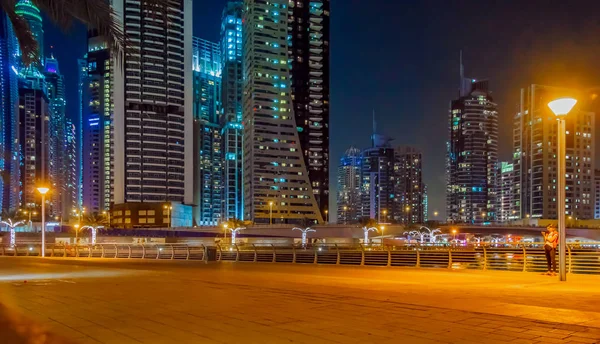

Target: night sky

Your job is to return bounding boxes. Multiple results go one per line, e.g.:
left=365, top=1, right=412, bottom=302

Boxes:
left=46, top=0, right=600, bottom=221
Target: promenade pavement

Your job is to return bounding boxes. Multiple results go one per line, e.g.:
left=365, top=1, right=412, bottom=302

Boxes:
left=1, top=257, right=600, bottom=343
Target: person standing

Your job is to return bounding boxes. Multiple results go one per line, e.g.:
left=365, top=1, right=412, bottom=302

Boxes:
left=542, top=224, right=559, bottom=276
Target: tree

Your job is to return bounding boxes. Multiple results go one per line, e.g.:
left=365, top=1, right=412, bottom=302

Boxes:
left=81, top=213, right=107, bottom=245
left=0, top=0, right=167, bottom=66
left=223, top=218, right=246, bottom=244
left=1, top=210, right=25, bottom=247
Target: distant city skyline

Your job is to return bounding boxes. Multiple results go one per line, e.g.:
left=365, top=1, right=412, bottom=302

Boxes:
left=24, top=1, right=600, bottom=220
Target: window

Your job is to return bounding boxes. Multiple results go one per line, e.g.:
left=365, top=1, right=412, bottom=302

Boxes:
left=139, top=210, right=147, bottom=215
left=148, top=210, right=155, bottom=216
left=139, top=218, right=147, bottom=224
left=125, top=210, right=131, bottom=216
left=125, top=218, right=131, bottom=224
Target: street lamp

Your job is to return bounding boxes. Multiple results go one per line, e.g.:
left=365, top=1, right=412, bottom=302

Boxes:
left=548, top=96, right=577, bottom=282
left=343, top=206, right=348, bottom=224
left=380, top=225, right=385, bottom=245
left=37, top=187, right=49, bottom=257
left=452, top=229, right=457, bottom=241
left=223, top=223, right=228, bottom=241
left=434, top=211, right=439, bottom=217
left=164, top=204, right=172, bottom=229
left=324, top=210, right=328, bottom=224
left=269, top=201, right=273, bottom=225
left=74, top=223, right=80, bottom=243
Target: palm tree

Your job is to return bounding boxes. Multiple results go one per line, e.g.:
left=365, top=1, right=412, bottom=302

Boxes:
left=0, top=0, right=167, bottom=66
left=1, top=210, right=25, bottom=247
left=223, top=218, right=246, bottom=244
left=292, top=227, right=316, bottom=247
left=81, top=213, right=106, bottom=245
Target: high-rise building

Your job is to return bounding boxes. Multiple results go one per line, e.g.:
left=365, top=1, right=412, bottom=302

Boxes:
left=192, top=37, right=223, bottom=226
left=288, top=0, right=331, bottom=218
left=18, top=80, right=49, bottom=209
left=446, top=57, right=498, bottom=224
left=14, top=0, right=43, bottom=67
left=76, top=58, right=88, bottom=209
left=336, top=146, right=361, bottom=224
left=496, top=162, right=515, bottom=223
left=82, top=30, right=113, bottom=214
left=44, top=55, right=67, bottom=217
left=242, top=0, right=323, bottom=224
left=394, top=146, right=424, bottom=224
left=0, top=11, right=20, bottom=211
left=360, top=131, right=395, bottom=223
left=513, top=85, right=595, bottom=220
left=111, top=0, right=193, bottom=225
left=594, top=170, right=600, bottom=219
left=423, top=184, right=428, bottom=222
left=220, top=1, right=244, bottom=221
left=64, top=118, right=78, bottom=216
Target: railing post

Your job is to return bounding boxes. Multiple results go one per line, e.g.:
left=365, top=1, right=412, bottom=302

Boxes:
left=101, top=245, right=105, bottom=258
left=387, top=245, right=391, bottom=267
left=271, top=244, right=276, bottom=263
left=522, top=246, right=527, bottom=272
left=114, top=244, right=118, bottom=258
left=416, top=249, right=420, bottom=268
left=186, top=245, right=191, bottom=260
left=313, top=245, right=318, bottom=264
left=360, top=244, right=365, bottom=266
left=217, top=244, right=223, bottom=261
left=235, top=244, right=240, bottom=262
left=482, top=247, right=487, bottom=270
left=335, top=244, right=340, bottom=265
left=141, top=244, right=146, bottom=259
left=447, top=249, right=452, bottom=269
left=253, top=244, right=257, bottom=263
left=75, top=245, right=79, bottom=258
left=26, top=246, right=30, bottom=257
left=202, top=245, right=208, bottom=263
left=171, top=245, right=175, bottom=260
left=567, top=244, right=572, bottom=274
left=88, top=245, right=92, bottom=258
left=63, top=245, right=67, bottom=258
left=1, top=246, right=4, bottom=256
left=127, top=245, right=132, bottom=258
left=292, top=245, right=296, bottom=263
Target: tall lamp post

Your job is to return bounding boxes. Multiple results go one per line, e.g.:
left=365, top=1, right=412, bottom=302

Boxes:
left=324, top=210, right=328, bottom=224
left=269, top=201, right=273, bottom=225
left=548, top=97, right=577, bottom=282
left=164, top=204, right=172, bottom=229
left=37, top=187, right=49, bottom=257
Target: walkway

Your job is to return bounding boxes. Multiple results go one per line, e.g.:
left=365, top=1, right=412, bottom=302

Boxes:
left=1, top=258, right=600, bottom=343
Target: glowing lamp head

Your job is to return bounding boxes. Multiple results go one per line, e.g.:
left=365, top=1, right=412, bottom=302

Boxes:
left=269, top=201, right=273, bottom=206
left=74, top=224, right=80, bottom=229
left=548, top=97, right=577, bottom=117
left=37, top=187, right=49, bottom=195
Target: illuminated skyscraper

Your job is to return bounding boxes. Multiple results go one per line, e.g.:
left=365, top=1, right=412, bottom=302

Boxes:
left=111, top=0, right=193, bottom=223
left=76, top=58, right=87, bottom=209
left=14, top=0, right=43, bottom=67
left=82, top=30, right=113, bottom=214
left=1, top=11, right=20, bottom=211
left=192, top=37, right=222, bottom=226
left=394, top=146, right=424, bottom=224
left=243, top=0, right=323, bottom=223
left=288, top=0, right=331, bottom=218
left=64, top=118, right=78, bottom=216
left=496, top=162, right=515, bottom=223
left=337, top=146, right=361, bottom=224
left=359, top=132, right=395, bottom=223
left=446, top=57, right=498, bottom=224
left=220, top=1, right=244, bottom=221
left=513, top=85, right=595, bottom=220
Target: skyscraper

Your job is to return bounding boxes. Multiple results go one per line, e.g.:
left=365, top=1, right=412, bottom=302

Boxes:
left=111, top=0, right=193, bottom=225
left=394, top=146, right=424, bottom=224
left=243, top=0, right=323, bottom=224
left=192, top=37, right=222, bottom=226
left=18, top=80, right=49, bottom=209
left=446, top=57, right=498, bottom=224
left=82, top=30, right=113, bottom=214
left=220, top=1, right=244, bottom=221
left=288, top=0, right=331, bottom=218
left=64, top=118, right=78, bottom=216
left=0, top=11, right=19, bottom=211
left=496, top=161, right=515, bottom=223
left=513, top=85, right=595, bottom=220
left=76, top=58, right=87, bottom=209
left=360, top=130, right=395, bottom=223
left=14, top=0, right=43, bottom=67
left=337, top=146, right=361, bottom=224
left=44, top=55, right=67, bottom=217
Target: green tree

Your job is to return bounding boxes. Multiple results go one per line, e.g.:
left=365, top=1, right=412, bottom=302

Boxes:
left=0, top=0, right=167, bottom=66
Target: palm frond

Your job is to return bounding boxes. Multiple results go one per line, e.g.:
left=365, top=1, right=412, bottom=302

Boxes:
left=1, top=0, right=39, bottom=66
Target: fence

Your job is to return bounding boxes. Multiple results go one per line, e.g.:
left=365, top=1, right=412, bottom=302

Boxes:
left=0, top=244, right=208, bottom=262
left=215, top=243, right=600, bottom=274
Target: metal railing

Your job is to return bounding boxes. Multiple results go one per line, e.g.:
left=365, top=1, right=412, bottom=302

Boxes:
left=215, top=243, right=600, bottom=274
left=0, top=244, right=208, bottom=262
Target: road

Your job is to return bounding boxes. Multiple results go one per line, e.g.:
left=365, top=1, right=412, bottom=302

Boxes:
left=1, top=257, right=600, bottom=343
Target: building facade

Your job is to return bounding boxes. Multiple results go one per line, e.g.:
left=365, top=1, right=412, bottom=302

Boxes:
left=14, top=0, right=43, bottom=68
left=64, top=118, right=78, bottom=216
left=446, top=75, right=498, bottom=224
left=0, top=11, right=20, bottom=211
left=288, top=0, right=331, bottom=218
left=394, top=146, right=424, bottom=224
left=111, top=0, right=193, bottom=216
left=192, top=38, right=223, bottom=226
left=595, top=170, right=600, bottom=219
left=359, top=133, right=395, bottom=223
left=336, top=146, right=361, bottom=224
left=242, top=0, right=322, bottom=224
left=220, top=1, right=244, bottom=221
left=82, top=30, right=113, bottom=214
left=496, top=162, right=515, bottom=223
left=513, top=85, right=595, bottom=220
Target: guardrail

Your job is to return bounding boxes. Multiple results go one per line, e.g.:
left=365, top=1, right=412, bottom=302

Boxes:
left=0, top=244, right=208, bottom=262
left=215, top=243, right=600, bottom=274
